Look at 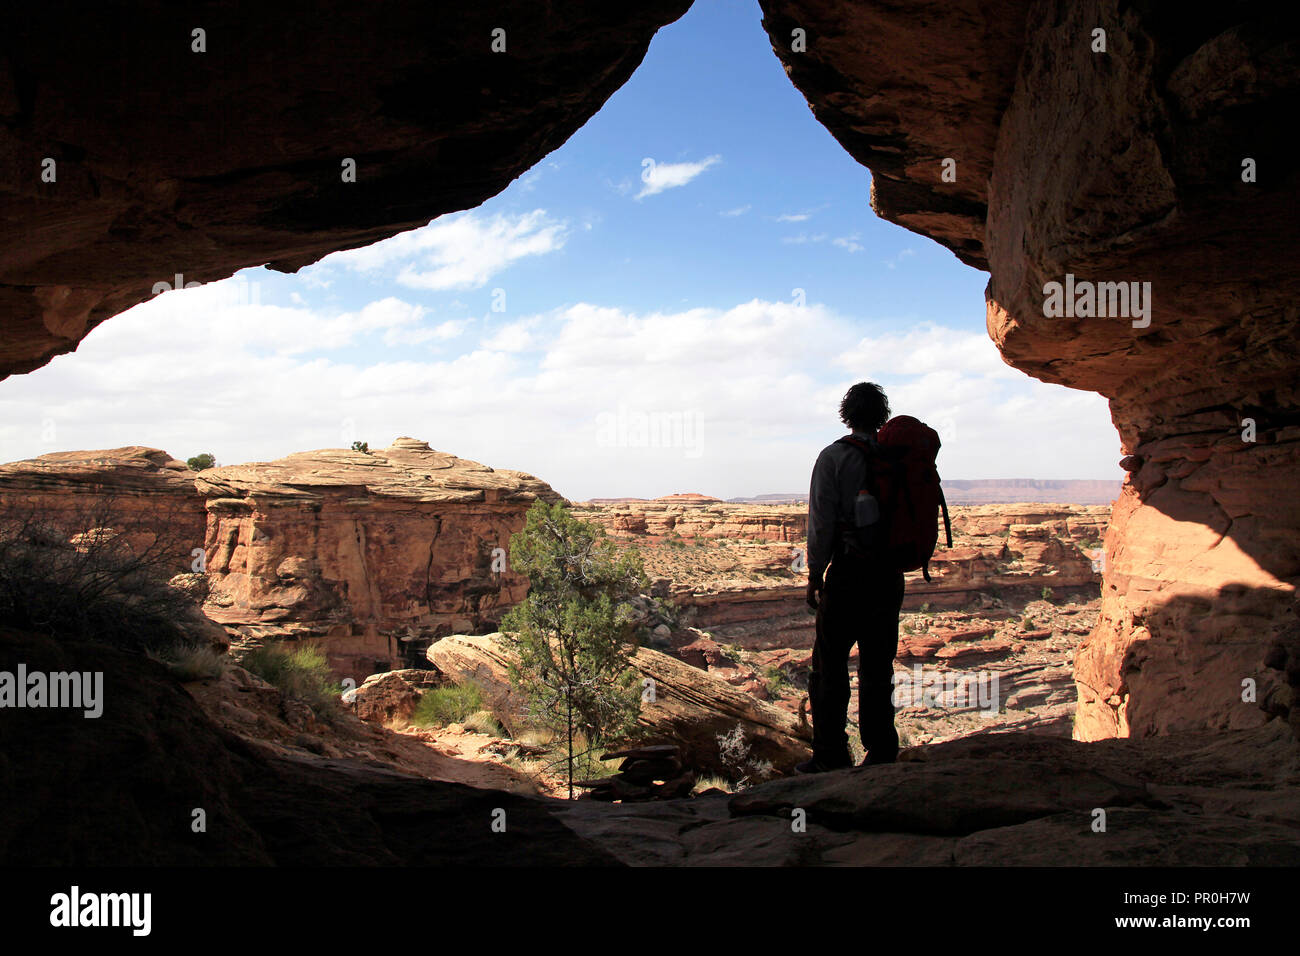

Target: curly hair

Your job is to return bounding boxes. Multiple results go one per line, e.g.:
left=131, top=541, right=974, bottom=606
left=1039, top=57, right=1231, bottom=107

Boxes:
left=839, top=382, right=891, bottom=433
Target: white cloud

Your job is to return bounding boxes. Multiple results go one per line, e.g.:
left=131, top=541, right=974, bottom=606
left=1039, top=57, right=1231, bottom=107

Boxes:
left=886, top=247, right=917, bottom=269
left=0, top=279, right=1120, bottom=501
left=319, top=210, right=567, bottom=290
left=720, top=205, right=751, bottom=217
left=482, top=318, right=539, bottom=353
left=775, top=212, right=811, bottom=222
left=635, top=155, right=721, bottom=200
left=833, top=234, right=864, bottom=253
left=383, top=317, right=472, bottom=347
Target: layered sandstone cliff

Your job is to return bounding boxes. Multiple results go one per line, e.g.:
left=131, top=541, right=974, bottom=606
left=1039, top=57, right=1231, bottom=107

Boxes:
left=195, top=438, right=562, bottom=679
left=0, top=439, right=562, bottom=680
left=0, top=446, right=207, bottom=565
left=578, top=500, right=1106, bottom=650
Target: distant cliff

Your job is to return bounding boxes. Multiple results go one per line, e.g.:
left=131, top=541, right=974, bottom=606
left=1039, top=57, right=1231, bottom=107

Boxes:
left=722, top=480, right=1121, bottom=507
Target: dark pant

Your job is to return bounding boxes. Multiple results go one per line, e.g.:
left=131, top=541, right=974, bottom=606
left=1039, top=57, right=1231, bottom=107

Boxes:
left=809, top=553, right=905, bottom=765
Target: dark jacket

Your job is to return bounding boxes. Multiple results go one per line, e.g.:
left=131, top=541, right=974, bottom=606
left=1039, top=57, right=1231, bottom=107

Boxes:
left=806, top=429, right=875, bottom=583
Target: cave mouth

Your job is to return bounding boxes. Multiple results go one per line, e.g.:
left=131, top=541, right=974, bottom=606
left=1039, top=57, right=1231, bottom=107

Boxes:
left=0, top=0, right=1291, bottom=790
left=0, top=0, right=1296, bottom=876
left=0, top=1, right=1134, bottom=801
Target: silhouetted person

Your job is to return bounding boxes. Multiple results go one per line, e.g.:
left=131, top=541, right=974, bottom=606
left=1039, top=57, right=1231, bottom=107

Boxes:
left=800, top=382, right=905, bottom=772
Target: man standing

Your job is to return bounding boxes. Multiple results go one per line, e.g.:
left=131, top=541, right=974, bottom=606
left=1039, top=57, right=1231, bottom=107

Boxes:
left=799, top=382, right=906, bottom=773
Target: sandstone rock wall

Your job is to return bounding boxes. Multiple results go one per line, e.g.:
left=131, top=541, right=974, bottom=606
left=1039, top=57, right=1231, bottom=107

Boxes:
left=196, top=438, right=562, bottom=680
left=0, top=439, right=561, bottom=681
left=0, top=447, right=207, bottom=569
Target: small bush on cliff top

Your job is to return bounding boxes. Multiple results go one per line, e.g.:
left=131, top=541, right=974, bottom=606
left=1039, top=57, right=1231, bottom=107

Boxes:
left=238, top=644, right=341, bottom=715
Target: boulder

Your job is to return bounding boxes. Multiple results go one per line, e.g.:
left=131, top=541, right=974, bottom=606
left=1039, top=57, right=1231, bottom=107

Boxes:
left=345, top=670, right=425, bottom=725
left=427, top=632, right=812, bottom=773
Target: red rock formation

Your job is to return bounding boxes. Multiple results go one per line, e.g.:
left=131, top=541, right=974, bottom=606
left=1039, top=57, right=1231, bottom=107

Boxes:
left=0, top=447, right=207, bottom=567
left=0, top=439, right=562, bottom=681
left=575, top=502, right=807, bottom=542
left=195, top=437, right=562, bottom=680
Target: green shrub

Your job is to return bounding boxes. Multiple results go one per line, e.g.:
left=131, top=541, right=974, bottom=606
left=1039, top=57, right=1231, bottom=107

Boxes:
left=762, top=665, right=790, bottom=698
left=150, top=641, right=227, bottom=681
left=0, top=494, right=206, bottom=654
left=239, top=644, right=341, bottom=715
left=463, top=709, right=504, bottom=737
left=410, top=682, right=485, bottom=728
left=186, top=452, right=216, bottom=471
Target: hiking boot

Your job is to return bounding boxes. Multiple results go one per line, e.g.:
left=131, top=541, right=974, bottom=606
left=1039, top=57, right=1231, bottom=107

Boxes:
left=796, top=755, right=851, bottom=774
left=859, top=753, right=897, bottom=768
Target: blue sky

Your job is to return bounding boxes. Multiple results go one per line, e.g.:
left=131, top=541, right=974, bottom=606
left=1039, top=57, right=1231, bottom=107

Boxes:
left=0, top=0, right=1122, bottom=500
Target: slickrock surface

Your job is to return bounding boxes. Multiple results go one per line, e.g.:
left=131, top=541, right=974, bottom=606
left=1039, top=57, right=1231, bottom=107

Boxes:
left=197, top=438, right=562, bottom=680
left=554, top=721, right=1300, bottom=866
left=6, top=624, right=1296, bottom=866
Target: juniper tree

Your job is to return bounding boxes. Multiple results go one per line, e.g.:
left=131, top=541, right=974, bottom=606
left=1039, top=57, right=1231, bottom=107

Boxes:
left=500, top=499, right=647, bottom=799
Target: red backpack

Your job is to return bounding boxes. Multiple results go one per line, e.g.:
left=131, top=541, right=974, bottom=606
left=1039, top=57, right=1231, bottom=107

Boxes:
left=837, top=416, right=952, bottom=581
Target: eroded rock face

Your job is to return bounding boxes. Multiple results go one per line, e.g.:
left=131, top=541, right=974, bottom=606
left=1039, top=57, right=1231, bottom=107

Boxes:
left=580, top=501, right=1105, bottom=650
left=574, top=501, right=807, bottom=542
left=0, top=446, right=206, bottom=561
left=0, top=0, right=692, bottom=377
left=0, top=439, right=562, bottom=680
left=760, top=1, right=1300, bottom=738
left=196, top=438, right=563, bottom=680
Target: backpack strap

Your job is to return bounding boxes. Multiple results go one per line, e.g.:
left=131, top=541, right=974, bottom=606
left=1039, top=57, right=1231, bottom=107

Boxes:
left=835, top=435, right=879, bottom=494
left=939, top=484, right=952, bottom=548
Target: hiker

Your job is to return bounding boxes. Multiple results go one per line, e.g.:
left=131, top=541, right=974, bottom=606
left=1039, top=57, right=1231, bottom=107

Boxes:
left=799, top=382, right=949, bottom=773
